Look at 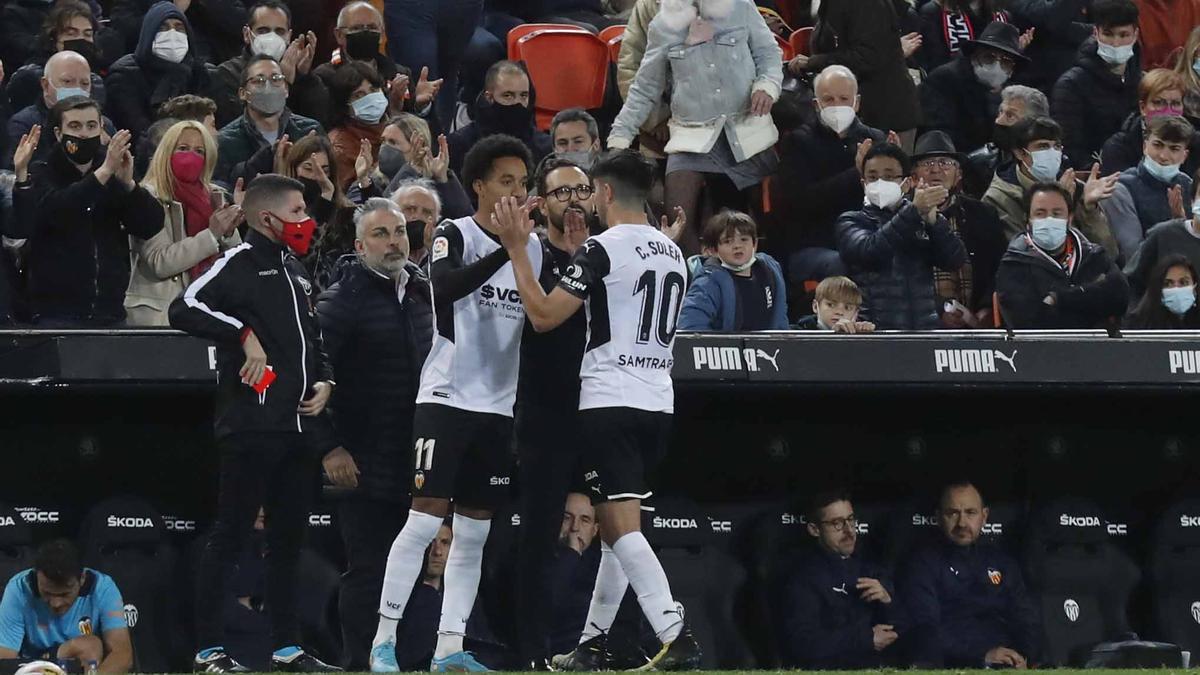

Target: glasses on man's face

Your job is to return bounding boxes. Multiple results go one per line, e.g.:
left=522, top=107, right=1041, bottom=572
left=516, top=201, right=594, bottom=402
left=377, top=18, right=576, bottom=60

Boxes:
left=245, top=73, right=286, bottom=88
left=819, top=514, right=858, bottom=531
left=917, top=158, right=959, bottom=171
left=547, top=185, right=594, bottom=202
left=977, top=52, right=1016, bottom=69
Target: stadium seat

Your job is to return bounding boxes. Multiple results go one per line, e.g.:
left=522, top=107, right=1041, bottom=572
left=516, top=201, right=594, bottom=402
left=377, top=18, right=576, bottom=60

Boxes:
left=599, top=25, right=625, bottom=63
left=506, top=23, right=591, bottom=62
left=789, top=27, right=813, bottom=57
left=294, top=548, right=343, bottom=665
left=1148, top=498, right=1200, bottom=656
left=79, top=496, right=181, bottom=672
left=642, top=498, right=754, bottom=668
left=0, top=503, right=33, bottom=589
left=775, top=34, right=795, bottom=61
left=1023, top=497, right=1141, bottom=666
left=511, top=28, right=610, bottom=131
left=305, top=506, right=345, bottom=571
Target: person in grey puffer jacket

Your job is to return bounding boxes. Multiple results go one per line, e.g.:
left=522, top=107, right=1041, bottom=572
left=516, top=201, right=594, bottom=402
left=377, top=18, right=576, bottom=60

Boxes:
left=608, top=0, right=782, bottom=254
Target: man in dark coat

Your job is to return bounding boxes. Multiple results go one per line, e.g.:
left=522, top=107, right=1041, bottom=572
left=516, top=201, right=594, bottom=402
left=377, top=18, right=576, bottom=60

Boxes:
left=996, top=181, right=1129, bottom=328
left=208, top=0, right=330, bottom=129
left=911, top=131, right=1009, bottom=327
left=109, top=0, right=247, bottom=66
left=921, top=22, right=1029, bottom=155
left=1006, top=0, right=1091, bottom=92
left=12, top=97, right=162, bottom=326
left=777, top=489, right=906, bottom=669
left=103, top=2, right=211, bottom=143
left=448, top=61, right=552, bottom=179
left=836, top=142, right=968, bottom=330
left=902, top=482, right=1040, bottom=668
left=315, top=198, right=433, bottom=670
left=776, top=65, right=885, bottom=285
left=1051, top=0, right=1143, bottom=171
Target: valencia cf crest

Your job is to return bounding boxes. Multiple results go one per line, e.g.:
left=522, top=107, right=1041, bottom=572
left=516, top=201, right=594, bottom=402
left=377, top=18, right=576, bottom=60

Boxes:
left=414, top=471, right=425, bottom=490
left=987, top=568, right=1002, bottom=586
left=78, top=618, right=92, bottom=636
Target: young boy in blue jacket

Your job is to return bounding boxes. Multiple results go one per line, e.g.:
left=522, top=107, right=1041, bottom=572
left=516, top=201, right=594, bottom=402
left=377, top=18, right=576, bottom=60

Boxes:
left=678, top=210, right=788, bottom=331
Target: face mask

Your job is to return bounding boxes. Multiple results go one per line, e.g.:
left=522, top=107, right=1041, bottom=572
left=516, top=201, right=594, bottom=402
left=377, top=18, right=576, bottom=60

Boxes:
left=60, top=132, right=101, bottom=164
left=268, top=212, right=317, bottom=255
left=1030, top=216, right=1068, bottom=250
left=250, top=32, right=288, bottom=60
left=62, top=39, right=97, bottom=66
left=819, top=105, right=856, bottom=134
left=170, top=150, right=205, bottom=183
left=152, top=29, right=189, bottom=63
left=1143, top=155, right=1182, bottom=183
left=556, top=149, right=595, bottom=170
left=53, top=85, right=89, bottom=102
left=486, top=100, right=533, bottom=131
left=1096, top=40, right=1134, bottom=65
left=406, top=219, right=427, bottom=247
left=1194, top=58, right=1200, bottom=78
left=973, top=62, right=1009, bottom=90
left=344, top=30, right=381, bottom=61
left=1162, top=285, right=1197, bottom=315
left=864, top=179, right=904, bottom=209
left=351, top=90, right=387, bottom=124
left=1027, top=147, right=1063, bottom=181
left=248, top=87, right=287, bottom=115
left=993, top=123, right=1015, bottom=151
left=1145, top=107, right=1184, bottom=121
left=721, top=257, right=755, bottom=273
left=378, top=143, right=407, bottom=177
left=298, top=177, right=324, bottom=206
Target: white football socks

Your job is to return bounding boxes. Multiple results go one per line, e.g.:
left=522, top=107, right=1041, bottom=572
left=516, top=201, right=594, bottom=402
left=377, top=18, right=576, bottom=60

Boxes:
left=611, top=531, right=683, bottom=643
left=579, top=542, right=630, bottom=643
left=433, top=513, right=492, bottom=659
left=373, top=510, right=444, bottom=647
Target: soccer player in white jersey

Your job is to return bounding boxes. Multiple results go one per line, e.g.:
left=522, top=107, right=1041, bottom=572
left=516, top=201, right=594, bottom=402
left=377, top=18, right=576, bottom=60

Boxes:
left=495, top=149, right=702, bottom=671
left=368, top=134, right=546, bottom=673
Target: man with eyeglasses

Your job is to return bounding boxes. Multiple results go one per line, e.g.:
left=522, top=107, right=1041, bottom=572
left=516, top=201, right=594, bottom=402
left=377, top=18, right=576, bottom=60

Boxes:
left=777, top=489, right=903, bottom=669
left=901, top=481, right=1039, bottom=669
left=215, top=53, right=324, bottom=186
left=921, top=22, right=1031, bottom=157
left=911, top=131, right=1008, bottom=328
left=209, top=0, right=330, bottom=128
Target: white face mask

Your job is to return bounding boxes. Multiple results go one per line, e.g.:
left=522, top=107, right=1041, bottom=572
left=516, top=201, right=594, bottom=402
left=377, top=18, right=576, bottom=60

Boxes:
left=251, top=32, right=288, bottom=60
left=1027, top=147, right=1063, bottom=182
left=973, top=61, right=1009, bottom=90
left=864, top=179, right=904, bottom=209
left=818, top=105, right=856, bottom=134
left=152, top=29, right=189, bottom=63
left=1030, top=216, right=1068, bottom=250
left=1096, top=39, right=1135, bottom=65
left=721, top=257, right=755, bottom=273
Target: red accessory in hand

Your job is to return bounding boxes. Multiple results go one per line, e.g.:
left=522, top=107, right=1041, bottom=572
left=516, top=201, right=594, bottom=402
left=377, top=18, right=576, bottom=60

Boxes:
left=251, top=366, right=276, bottom=394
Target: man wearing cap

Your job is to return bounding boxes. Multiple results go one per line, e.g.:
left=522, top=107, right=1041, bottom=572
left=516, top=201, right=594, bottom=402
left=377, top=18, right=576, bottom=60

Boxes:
left=911, top=131, right=1009, bottom=328
left=920, top=22, right=1030, bottom=156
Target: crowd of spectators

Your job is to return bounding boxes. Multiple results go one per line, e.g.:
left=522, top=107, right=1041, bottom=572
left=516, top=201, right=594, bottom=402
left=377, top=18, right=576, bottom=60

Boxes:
left=0, top=0, right=1197, bottom=331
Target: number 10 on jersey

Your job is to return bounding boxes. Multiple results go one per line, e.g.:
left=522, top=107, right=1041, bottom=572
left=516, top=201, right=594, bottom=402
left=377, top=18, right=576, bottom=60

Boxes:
left=634, top=270, right=685, bottom=347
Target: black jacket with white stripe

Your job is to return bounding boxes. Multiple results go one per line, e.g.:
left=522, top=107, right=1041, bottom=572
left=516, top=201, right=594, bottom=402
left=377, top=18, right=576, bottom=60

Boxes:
left=169, top=229, right=337, bottom=449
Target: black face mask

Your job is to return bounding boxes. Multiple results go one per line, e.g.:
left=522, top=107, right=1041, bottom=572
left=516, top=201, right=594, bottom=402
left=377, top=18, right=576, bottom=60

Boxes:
left=993, top=123, right=1016, bottom=151
left=298, top=177, right=324, bottom=208
left=60, top=133, right=101, bottom=165
left=378, top=143, right=407, bottom=178
left=62, top=39, right=98, bottom=67
left=483, top=100, right=533, bottom=132
left=344, top=30, right=381, bottom=61
left=406, top=219, right=427, bottom=248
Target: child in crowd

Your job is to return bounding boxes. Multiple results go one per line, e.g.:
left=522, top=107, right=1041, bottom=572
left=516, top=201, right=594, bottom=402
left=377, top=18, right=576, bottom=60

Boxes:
left=678, top=210, right=788, bottom=331
left=795, top=276, right=877, bottom=333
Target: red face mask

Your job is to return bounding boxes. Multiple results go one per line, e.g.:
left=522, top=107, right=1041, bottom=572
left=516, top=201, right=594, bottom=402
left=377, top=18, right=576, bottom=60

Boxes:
left=170, top=150, right=206, bottom=183
left=268, top=212, right=317, bottom=255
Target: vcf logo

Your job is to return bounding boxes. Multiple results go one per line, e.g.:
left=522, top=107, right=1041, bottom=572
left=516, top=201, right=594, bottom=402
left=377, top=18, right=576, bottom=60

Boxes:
left=1191, top=601, right=1200, bottom=625
left=1063, top=598, right=1080, bottom=622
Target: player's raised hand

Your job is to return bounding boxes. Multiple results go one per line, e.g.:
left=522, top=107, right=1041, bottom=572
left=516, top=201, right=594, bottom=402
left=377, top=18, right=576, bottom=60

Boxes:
left=492, top=195, right=538, bottom=251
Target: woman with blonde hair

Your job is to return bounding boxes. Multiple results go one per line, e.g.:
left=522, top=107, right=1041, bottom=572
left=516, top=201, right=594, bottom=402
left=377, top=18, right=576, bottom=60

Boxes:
left=1173, top=26, right=1200, bottom=122
left=125, top=120, right=242, bottom=326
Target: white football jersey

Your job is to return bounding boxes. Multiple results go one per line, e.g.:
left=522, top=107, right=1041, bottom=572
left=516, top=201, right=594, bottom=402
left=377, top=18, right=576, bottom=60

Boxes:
left=417, top=217, right=543, bottom=416
left=558, top=223, right=686, bottom=413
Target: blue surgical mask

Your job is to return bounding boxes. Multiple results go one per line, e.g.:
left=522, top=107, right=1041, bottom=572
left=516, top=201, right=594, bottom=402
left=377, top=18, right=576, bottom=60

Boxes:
left=1028, top=148, right=1063, bottom=181
left=350, top=90, right=388, bottom=124
left=54, top=86, right=89, bottom=102
left=1162, top=285, right=1197, bottom=315
left=1096, top=40, right=1135, bottom=66
left=1142, top=155, right=1182, bottom=183
left=1194, top=57, right=1200, bottom=78
left=1030, top=216, right=1068, bottom=250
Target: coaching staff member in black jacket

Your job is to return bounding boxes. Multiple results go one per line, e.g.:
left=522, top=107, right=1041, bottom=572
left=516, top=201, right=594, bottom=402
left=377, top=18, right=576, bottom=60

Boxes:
left=169, top=174, right=341, bottom=673
left=315, top=198, right=433, bottom=669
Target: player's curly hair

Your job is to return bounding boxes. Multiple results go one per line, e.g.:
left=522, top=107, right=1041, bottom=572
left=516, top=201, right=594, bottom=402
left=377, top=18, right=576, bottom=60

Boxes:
left=461, top=133, right=533, bottom=200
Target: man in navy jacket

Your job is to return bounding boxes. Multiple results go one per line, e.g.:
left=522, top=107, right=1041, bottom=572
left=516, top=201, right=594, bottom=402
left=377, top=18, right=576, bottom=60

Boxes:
left=776, top=490, right=905, bottom=668
left=901, top=482, right=1040, bottom=668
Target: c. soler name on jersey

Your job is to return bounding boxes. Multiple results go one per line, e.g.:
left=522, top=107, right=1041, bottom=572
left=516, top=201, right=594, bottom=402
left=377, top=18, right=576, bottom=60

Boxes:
left=617, top=354, right=673, bottom=369
left=635, top=240, right=682, bottom=262
left=479, top=283, right=525, bottom=321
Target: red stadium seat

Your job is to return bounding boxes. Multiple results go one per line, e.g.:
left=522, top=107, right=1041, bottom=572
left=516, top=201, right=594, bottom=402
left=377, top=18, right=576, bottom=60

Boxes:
left=506, top=23, right=591, bottom=61
left=789, top=27, right=813, bottom=57
left=775, top=33, right=795, bottom=61
left=513, top=28, right=610, bottom=130
left=599, top=24, right=625, bottom=63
